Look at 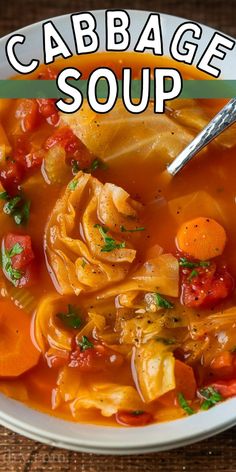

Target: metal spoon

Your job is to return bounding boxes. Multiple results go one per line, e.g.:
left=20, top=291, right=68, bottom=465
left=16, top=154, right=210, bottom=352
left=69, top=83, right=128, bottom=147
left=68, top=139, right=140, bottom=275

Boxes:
left=167, top=98, right=236, bottom=176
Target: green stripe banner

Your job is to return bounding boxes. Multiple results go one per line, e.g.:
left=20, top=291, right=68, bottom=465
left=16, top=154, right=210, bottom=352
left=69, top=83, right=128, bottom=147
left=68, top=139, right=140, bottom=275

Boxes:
left=0, top=80, right=235, bottom=99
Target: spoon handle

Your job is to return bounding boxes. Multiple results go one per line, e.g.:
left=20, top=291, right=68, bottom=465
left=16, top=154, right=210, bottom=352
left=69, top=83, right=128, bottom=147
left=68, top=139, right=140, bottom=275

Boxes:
left=167, top=98, right=236, bottom=176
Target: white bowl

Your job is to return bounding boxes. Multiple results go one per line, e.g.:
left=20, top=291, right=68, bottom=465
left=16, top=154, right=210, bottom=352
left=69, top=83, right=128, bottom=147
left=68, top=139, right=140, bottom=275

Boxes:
left=0, top=10, right=236, bottom=454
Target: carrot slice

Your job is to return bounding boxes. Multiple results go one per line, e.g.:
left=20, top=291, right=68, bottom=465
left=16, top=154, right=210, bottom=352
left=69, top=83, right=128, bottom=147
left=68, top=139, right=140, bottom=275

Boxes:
left=0, top=299, right=40, bottom=377
left=176, top=217, right=226, bottom=260
left=210, top=351, right=235, bottom=378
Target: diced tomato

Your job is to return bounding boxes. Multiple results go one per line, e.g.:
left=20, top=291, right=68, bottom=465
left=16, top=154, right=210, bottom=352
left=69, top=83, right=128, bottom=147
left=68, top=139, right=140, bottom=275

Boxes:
left=44, top=127, right=92, bottom=168
left=16, top=95, right=59, bottom=136
left=24, top=149, right=45, bottom=170
left=209, top=380, right=236, bottom=399
left=116, top=410, right=153, bottom=426
left=3, top=233, right=35, bottom=287
left=5, top=233, right=35, bottom=270
left=204, top=270, right=233, bottom=306
left=36, top=99, right=59, bottom=126
left=15, top=99, right=40, bottom=133
left=0, top=160, right=23, bottom=193
left=69, top=342, right=124, bottom=373
left=13, top=135, right=27, bottom=162
left=45, top=127, right=79, bottom=153
left=210, top=352, right=236, bottom=379
left=180, top=261, right=233, bottom=308
left=17, top=263, right=36, bottom=288
left=12, top=134, right=43, bottom=173
left=13, top=135, right=44, bottom=172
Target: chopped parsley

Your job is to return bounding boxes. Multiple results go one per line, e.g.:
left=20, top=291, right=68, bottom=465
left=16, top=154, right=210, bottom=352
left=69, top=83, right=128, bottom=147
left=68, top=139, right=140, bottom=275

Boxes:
left=72, top=158, right=108, bottom=175
left=13, top=201, right=31, bottom=225
left=68, top=180, right=78, bottom=191
left=85, top=158, right=108, bottom=173
left=0, top=191, right=9, bottom=200
left=0, top=192, right=30, bottom=225
left=57, top=304, right=83, bottom=329
left=2, top=243, right=23, bottom=284
left=180, top=258, right=210, bottom=283
left=188, top=269, right=199, bottom=281
left=178, top=392, right=194, bottom=416
left=3, top=196, right=21, bottom=214
left=179, top=257, right=210, bottom=269
left=155, top=293, right=174, bottom=309
left=120, top=225, right=145, bottom=233
left=94, top=224, right=126, bottom=252
left=81, top=259, right=87, bottom=268
left=199, top=387, right=222, bottom=410
left=77, top=335, right=94, bottom=351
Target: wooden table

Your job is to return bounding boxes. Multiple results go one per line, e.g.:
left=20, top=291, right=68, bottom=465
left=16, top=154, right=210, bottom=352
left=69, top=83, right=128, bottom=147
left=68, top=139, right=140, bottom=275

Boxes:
left=0, top=0, right=236, bottom=470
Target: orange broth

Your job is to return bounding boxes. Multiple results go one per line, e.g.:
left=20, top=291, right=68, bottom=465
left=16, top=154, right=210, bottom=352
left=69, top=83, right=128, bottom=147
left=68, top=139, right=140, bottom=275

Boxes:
left=0, top=52, right=236, bottom=426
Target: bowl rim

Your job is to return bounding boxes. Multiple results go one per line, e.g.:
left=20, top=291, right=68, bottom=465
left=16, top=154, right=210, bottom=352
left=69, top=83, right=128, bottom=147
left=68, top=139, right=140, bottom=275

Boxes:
left=0, top=8, right=236, bottom=454
left=1, top=394, right=236, bottom=454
